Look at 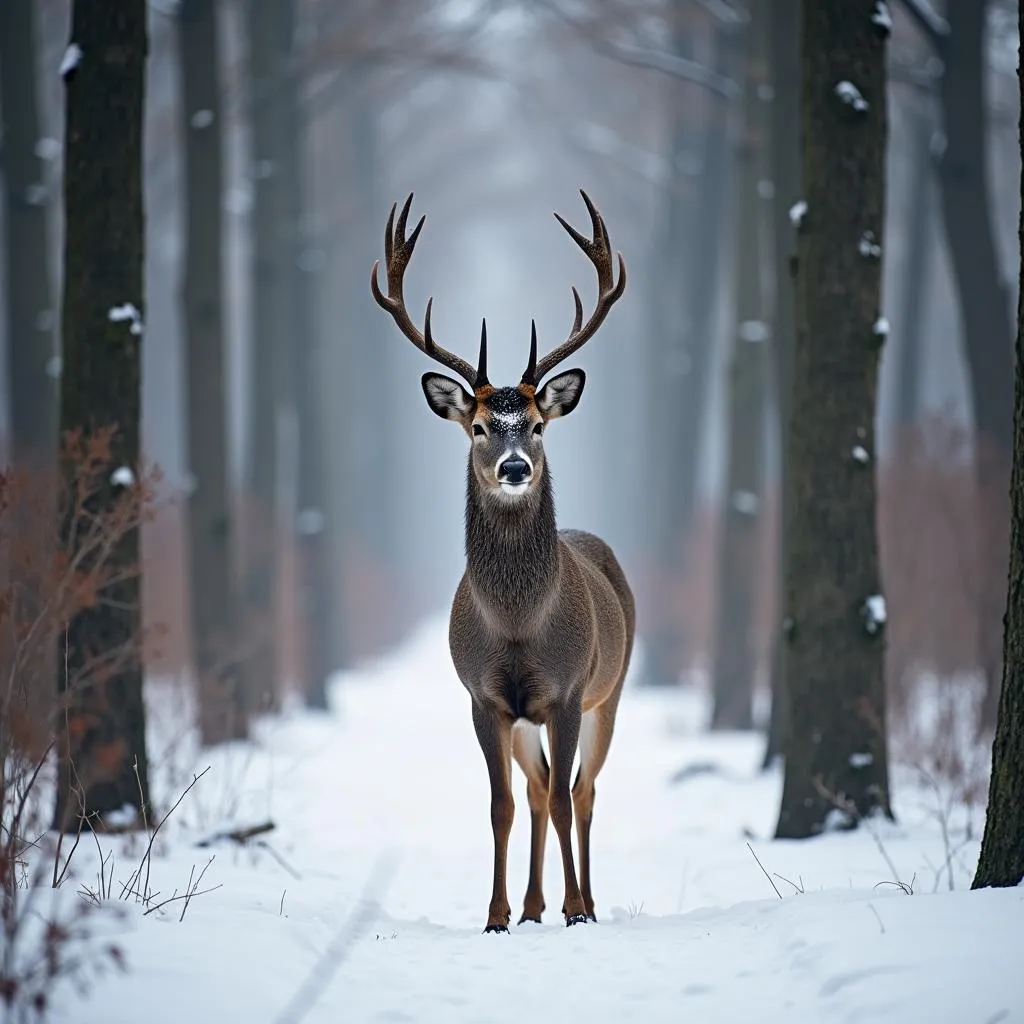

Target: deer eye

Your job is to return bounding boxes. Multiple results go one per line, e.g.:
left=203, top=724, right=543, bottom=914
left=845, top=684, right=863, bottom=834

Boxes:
left=473, top=423, right=486, bottom=437
left=532, top=422, right=544, bottom=436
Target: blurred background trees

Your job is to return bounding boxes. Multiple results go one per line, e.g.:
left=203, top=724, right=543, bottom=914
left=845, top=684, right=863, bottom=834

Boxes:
left=0, top=0, right=1020, bottom=829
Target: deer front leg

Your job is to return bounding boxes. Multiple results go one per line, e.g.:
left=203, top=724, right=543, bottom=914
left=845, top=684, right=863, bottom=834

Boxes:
left=471, top=701, right=515, bottom=933
left=546, top=701, right=588, bottom=926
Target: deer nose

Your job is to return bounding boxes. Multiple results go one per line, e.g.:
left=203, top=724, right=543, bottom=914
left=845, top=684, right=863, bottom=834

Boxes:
left=498, top=456, right=531, bottom=485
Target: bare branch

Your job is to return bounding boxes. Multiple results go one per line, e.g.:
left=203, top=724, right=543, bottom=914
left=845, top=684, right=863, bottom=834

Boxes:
left=534, top=0, right=738, bottom=97
left=896, top=0, right=950, bottom=51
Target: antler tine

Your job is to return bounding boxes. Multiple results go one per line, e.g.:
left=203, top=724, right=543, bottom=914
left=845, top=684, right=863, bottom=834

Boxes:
left=530, top=190, right=627, bottom=383
left=370, top=193, right=479, bottom=388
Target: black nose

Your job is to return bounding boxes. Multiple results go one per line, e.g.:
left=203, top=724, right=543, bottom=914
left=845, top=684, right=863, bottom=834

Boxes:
left=498, top=456, right=531, bottom=485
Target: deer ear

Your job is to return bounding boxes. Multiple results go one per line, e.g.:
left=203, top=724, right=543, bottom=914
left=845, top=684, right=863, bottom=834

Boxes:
left=536, top=368, right=586, bottom=419
left=422, top=372, right=475, bottom=422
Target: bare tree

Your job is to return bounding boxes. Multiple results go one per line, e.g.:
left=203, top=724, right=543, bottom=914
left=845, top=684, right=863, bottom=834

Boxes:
left=774, top=0, right=892, bottom=838
left=972, top=3, right=1024, bottom=888
left=0, top=0, right=57, bottom=471
left=177, top=0, right=244, bottom=743
left=710, top=0, right=769, bottom=731
left=52, top=0, right=151, bottom=830
left=762, top=0, right=799, bottom=767
left=898, top=0, right=1015, bottom=730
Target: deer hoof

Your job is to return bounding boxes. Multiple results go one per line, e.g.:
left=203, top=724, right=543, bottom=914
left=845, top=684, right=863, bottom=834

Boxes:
left=483, top=923, right=510, bottom=934
left=518, top=913, right=543, bottom=926
left=565, top=912, right=590, bottom=927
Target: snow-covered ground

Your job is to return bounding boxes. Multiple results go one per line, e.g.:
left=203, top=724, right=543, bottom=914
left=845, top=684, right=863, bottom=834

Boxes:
left=44, top=617, right=1023, bottom=1023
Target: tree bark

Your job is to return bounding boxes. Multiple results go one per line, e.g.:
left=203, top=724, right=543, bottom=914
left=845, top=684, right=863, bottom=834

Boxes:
left=243, top=0, right=290, bottom=713
left=762, top=0, right=799, bottom=768
left=177, top=0, right=244, bottom=744
left=52, top=0, right=151, bottom=831
left=971, top=6, right=1024, bottom=891
left=0, top=0, right=57, bottom=467
left=774, top=1, right=892, bottom=838
left=710, top=0, right=768, bottom=731
left=931, top=0, right=1012, bottom=732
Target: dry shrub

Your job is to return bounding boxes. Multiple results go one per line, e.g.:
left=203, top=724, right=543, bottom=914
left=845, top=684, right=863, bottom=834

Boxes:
left=1, top=427, right=158, bottom=1019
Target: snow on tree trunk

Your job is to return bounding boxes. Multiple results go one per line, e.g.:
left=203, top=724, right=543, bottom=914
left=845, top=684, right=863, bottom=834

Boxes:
left=971, top=14, right=1024, bottom=890
left=774, top=0, right=892, bottom=838
left=52, top=0, right=151, bottom=830
left=177, top=0, right=245, bottom=744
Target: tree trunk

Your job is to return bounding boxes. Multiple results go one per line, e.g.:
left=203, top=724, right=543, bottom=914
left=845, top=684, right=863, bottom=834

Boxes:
left=52, top=0, right=151, bottom=831
left=894, top=99, right=934, bottom=430
left=243, top=0, right=289, bottom=713
left=276, top=0, right=333, bottom=709
left=972, top=19, right=1024, bottom=889
left=762, top=0, right=799, bottom=768
left=645, top=9, right=732, bottom=686
left=0, top=0, right=58, bottom=750
left=933, top=0, right=1013, bottom=731
left=774, top=1, right=892, bottom=838
left=177, top=0, right=244, bottom=744
left=710, top=0, right=768, bottom=731
left=0, top=0, right=57, bottom=467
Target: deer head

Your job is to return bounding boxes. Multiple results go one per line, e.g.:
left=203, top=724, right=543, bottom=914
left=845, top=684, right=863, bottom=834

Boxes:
left=370, top=191, right=626, bottom=502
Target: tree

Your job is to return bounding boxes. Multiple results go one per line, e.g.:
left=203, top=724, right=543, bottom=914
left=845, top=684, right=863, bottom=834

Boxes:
left=243, top=0, right=291, bottom=713
left=774, top=0, right=891, bottom=838
left=971, top=9, right=1024, bottom=890
left=646, top=3, right=734, bottom=686
left=762, top=0, right=799, bottom=767
left=710, top=0, right=769, bottom=731
left=0, top=0, right=59, bottom=741
left=0, top=0, right=57, bottom=471
left=898, top=0, right=1015, bottom=730
left=52, top=0, right=151, bottom=830
left=177, top=0, right=244, bottom=743
left=275, top=0, right=335, bottom=707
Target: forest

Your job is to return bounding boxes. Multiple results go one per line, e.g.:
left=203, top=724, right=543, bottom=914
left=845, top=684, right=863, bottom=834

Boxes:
left=0, top=0, right=1022, bottom=1021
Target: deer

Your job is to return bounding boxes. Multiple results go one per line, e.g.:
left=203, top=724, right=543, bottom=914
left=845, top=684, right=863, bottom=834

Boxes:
left=370, top=190, right=635, bottom=932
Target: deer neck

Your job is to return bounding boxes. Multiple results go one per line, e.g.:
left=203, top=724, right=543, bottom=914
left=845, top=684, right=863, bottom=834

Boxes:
left=464, top=460, right=560, bottom=636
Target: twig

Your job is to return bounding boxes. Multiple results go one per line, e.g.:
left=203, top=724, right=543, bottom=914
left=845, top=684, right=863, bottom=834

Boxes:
left=772, top=872, right=805, bottom=895
left=746, top=843, right=782, bottom=899
left=280, top=890, right=287, bottom=916
left=196, top=820, right=275, bottom=847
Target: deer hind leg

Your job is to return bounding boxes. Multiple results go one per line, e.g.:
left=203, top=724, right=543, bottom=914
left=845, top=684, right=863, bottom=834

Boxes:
left=512, top=722, right=550, bottom=924
left=546, top=701, right=588, bottom=926
left=471, top=702, right=515, bottom=933
left=571, top=701, right=618, bottom=922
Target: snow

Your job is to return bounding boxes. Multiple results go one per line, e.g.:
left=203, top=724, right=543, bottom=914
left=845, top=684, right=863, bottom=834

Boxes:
left=873, top=316, right=890, bottom=337
left=859, top=231, right=882, bottom=259
left=108, top=302, right=144, bottom=336
left=789, top=200, right=807, bottom=227
left=190, top=109, right=215, bottom=130
left=835, top=81, right=869, bottom=113
left=864, top=594, right=887, bottom=633
left=110, top=465, right=135, bottom=487
left=871, top=1, right=893, bottom=33
left=852, top=445, right=871, bottom=464
left=60, top=44, right=82, bottom=77
left=38, top=618, right=1023, bottom=1023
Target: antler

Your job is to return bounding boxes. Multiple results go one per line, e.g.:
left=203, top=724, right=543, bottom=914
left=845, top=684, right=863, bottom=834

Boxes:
left=523, top=190, right=627, bottom=386
left=370, top=194, right=487, bottom=390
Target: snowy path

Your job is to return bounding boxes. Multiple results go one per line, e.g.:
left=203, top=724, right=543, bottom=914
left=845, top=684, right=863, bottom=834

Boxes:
left=56, top=619, right=1023, bottom=1023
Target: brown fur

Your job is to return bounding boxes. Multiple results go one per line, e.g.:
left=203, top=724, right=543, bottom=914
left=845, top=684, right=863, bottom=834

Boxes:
left=449, top=408, right=635, bottom=931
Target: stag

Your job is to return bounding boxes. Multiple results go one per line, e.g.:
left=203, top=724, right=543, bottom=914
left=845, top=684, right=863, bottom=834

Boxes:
left=371, top=191, right=634, bottom=931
